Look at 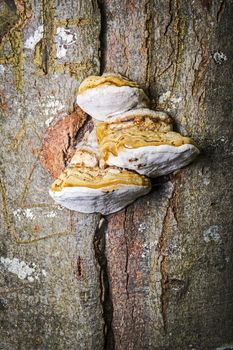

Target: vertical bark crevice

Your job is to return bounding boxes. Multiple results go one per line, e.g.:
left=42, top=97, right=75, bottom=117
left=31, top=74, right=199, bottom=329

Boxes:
left=169, top=0, right=186, bottom=98
left=123, top=208, right=130, bottom=300
left=158, top=176, right=180, bottom=333
left=145, top=0, right=153, bottom=97
left=158, top=199, right=172, bottom=333
left=97, top=0, right=107, bottom=74
left=216, top=1, right=225, bottom=22
left=42, top=0, right=55, bottom=75
left=93, top=216, right=115, bottom=350
left=94, top=2, right=115, bottom=346
left=164, top=0, right=174, bottom=36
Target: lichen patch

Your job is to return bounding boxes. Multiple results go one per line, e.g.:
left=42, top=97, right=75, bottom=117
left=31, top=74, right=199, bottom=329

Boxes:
left=0, top=256, right=47, bottom=282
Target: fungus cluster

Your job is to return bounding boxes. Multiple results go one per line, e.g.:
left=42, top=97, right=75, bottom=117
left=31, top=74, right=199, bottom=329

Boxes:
left=49, top=74, right=199, bottom=214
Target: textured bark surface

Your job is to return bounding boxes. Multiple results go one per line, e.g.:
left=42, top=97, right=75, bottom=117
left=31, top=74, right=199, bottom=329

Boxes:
left=0, top=0, right=233, bottom=350
left=40, top=106, right=90, bottom=178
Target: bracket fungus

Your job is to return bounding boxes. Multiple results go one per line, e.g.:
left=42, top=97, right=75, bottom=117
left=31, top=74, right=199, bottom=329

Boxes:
left=49, top=164, right=151, bottom=215
left=76, top=74, right=149, bottom=121
left=47, top=73, right=200, bottom=214
left=96, top=108, right=199, bottom=177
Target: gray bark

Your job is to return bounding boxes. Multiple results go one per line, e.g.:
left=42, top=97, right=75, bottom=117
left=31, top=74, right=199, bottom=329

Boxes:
left=0, top=0, right=233, bottom=349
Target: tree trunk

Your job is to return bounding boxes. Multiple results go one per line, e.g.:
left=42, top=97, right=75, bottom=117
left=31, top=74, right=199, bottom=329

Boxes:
left=0, top=1, right=232, bottom=349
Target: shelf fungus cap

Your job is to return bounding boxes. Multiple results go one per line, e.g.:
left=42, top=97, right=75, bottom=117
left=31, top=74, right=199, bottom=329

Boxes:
left=97, top=109, right=200, bottom=177
left=76, top=74, right=149, bottom=121
left=49, top=166, right=151, bottom=215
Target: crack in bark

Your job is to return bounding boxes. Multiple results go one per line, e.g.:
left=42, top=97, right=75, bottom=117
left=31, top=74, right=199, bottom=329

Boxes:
left=42, top=0, right=55, bottom=75
left=62, top=132, right=71, bottom=167
left=158, top=178, right=179, bottom=333
left=157, top=36, right=175, bottom=79
left=158, top=202, right=171, bottom=333
left=0, top=91, right=8, bottom=114
left=191, top=36, right=209, bottom=96
left=169, top=0, right=185, bottom=96
left=92, top=2, right=115, bottom=347
left=123, top=208, right=130, bottom=299
left=162, top=0, right=186, bottom=109
left=74, top=115, right=93, bottom=145
left=93, top=216, right=115, bottom=350
left=145, top=0, right=153, bottom=96
left=18, top=157, right=40, bottom=207
left=217, top=0, right=225, bottom=22
left=164, top=0, right=174, bottom=36
left=97, top=0, right=107, bottom=74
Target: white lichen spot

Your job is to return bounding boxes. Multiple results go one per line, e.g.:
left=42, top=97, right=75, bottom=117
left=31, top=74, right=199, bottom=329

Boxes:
left=203, top=177, right=210, bottom=186
left=138, top=222, right=147, bottom=233
left=24, top=208, right=34, bottom=219
left=199, top=167, right=211, bottom=186
left=203, top=225, right=221, bottom=243
left=46, top=211, right=57, bottom=218
left=13, top=208, right=35, bottom=220
left=141, top=243, right=150, bottom=259
left=24, top=25, right=44, bottom=50
left=158, top=92, right=182, bottom=107
left=13, top=209, right=21, bottom=221
left=212, top=51, right=227, bottom=65
left=41, top=269, right=47, bottom=277
left=43, top=97, right=65, bottom=117
left=45, top=98, right=64, bottom=110
left=0, top=64, right=5, bottom=74
left=56, top=27, right=77, bottom=59
left=45, top=116, right=54, bottom=127
left=158, top=91, right=171, bottom=104
left=170, top=96, right=182, bottom=105
left=27, top=276, right=34, bottom=283
left=0, top=257, right=47, bottom=282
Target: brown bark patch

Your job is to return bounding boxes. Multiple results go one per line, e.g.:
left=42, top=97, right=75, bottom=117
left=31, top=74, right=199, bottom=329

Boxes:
left=106, top=209, right=148, bottom=349
left=40, top=106, right=93, bottom=178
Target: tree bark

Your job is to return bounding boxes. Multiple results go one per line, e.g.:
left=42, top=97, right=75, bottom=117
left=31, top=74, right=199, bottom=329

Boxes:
left=0, top=1, right=233, bottom=350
